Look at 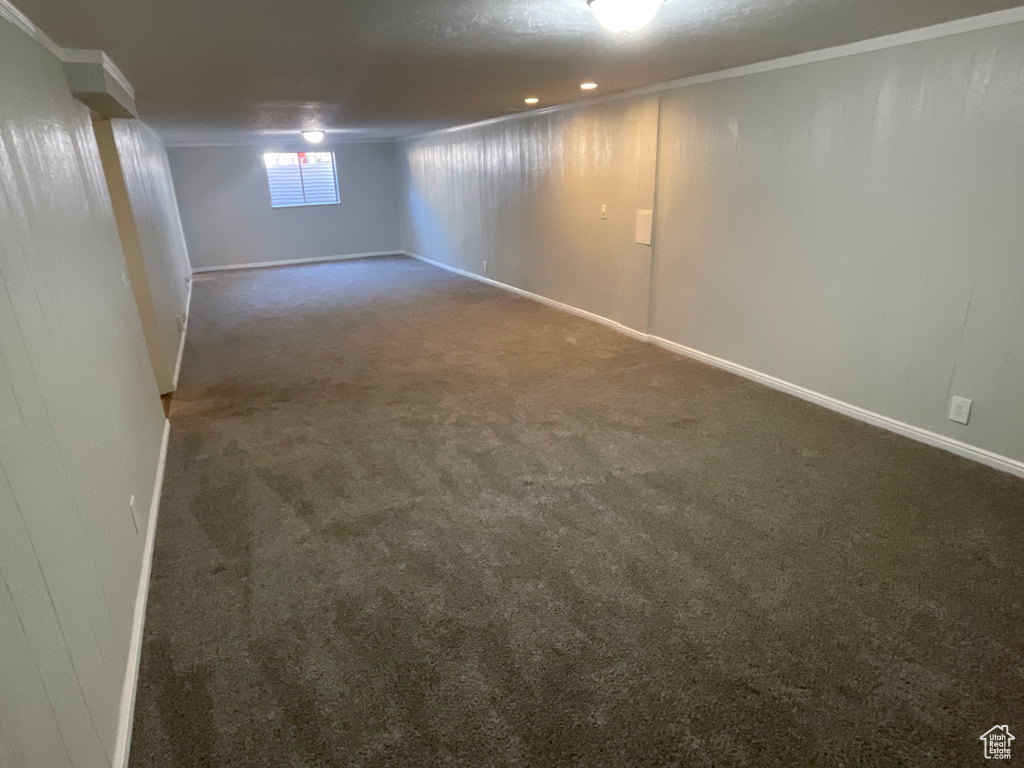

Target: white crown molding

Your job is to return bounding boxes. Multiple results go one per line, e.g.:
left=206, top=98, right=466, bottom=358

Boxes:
left=402, top=5, right=1024, bottom=143
left=0, top=0, right=135, bottom=98
left=7, top=0, right=1024, bottom=145
left=61, top=48, right=136, bottom=100
left=163, top=136, right=401, bottom=149
left=405, top=251, right=1024, bottom=480
left=0, top=0, right=62, bottom=58
left=0, top=0, right=33, bottom=35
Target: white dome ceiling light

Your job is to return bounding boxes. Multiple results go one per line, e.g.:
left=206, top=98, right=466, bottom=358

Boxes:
left=587, top=0, right=665, bottom=34
left=301, top=130, right=325, bottom=143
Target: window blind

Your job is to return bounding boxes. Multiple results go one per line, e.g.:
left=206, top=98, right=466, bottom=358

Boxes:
left=264, top=152, right=339, bottom=208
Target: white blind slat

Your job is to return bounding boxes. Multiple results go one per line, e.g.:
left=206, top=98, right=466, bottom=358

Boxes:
left=300, top=161, right=339, bottom=205
left=267, top=164, right=304, bottom=207
left=264, top=152, right=339, bottom=207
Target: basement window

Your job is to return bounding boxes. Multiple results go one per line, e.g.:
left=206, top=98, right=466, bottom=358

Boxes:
left=263, top=151, right=339, bottom=208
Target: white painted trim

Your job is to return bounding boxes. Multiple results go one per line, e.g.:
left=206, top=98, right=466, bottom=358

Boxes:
left=164, top=137, right=400, bottom=149
left=406, top=252, right=1024, bottom=480
left=171, top=283, right=192, bottom=391
left=0, top=1, right=136, bottom=94
left=60, top=48, right=136, bottom=100
left=401, top=6, right=1024, bottom=143
left=112, top=418, right=170, bottom=768
left=0, top=0, right=62, bottom=58
left=405, top=252, right=648, bottom=342
left=0, top=0, right=34, bottom=35
left=647, top=337, right=1024, bottom=480
left=191, top=251, right=404, bottom=274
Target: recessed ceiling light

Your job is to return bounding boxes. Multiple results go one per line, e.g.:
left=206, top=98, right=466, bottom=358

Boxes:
left=587, top=0, right=665, bottom=34
left=580, top=82, right=598, bottom=90
left=301, top=130, right=325, bottom=143
left=524, top=97, right=540, bottom=105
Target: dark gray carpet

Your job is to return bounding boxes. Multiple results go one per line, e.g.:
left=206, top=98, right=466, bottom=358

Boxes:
left=130, top=255, right=1024, bottom=767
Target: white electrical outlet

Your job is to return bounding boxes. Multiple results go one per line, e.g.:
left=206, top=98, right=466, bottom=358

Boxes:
left=600, top=204, right=607, bottom=220
left=949, top=396, right=972, bottom=425
left=483, top=261, right=488, bottom=272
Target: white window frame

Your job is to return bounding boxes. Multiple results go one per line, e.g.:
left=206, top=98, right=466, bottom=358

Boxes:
left=263, top=151, right=340, bottom=209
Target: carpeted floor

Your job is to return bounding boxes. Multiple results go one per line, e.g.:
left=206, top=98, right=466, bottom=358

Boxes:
left=130, top=255, right=1024, bottom=767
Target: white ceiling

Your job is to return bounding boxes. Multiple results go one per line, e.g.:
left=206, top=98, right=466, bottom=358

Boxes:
left=14, top=0, right=1024, bottom=144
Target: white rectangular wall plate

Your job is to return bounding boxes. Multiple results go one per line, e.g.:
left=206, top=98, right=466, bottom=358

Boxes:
left=635, top=209, right=653, bottom=245
left=949, top=396, right=972, bottom=425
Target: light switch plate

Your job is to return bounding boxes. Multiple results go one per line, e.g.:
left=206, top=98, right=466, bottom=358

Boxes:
left=949, top=396, right=972, bottom=425
left=635, top=209, right=653, bottom=246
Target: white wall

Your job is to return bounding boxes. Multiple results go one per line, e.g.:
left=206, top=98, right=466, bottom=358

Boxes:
left=402, top=96, right=659, bottom=333
left=400, top=17, right=1024, bottom=471
left=168, top=142, right=402, bottom=270
left=652, top=20, right=1024, bottom=466
left=95, top=118, right=192, bottom=393
left=0, top=15, right=167, bottom=768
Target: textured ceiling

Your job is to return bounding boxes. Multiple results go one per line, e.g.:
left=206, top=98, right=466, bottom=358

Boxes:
left=14, top=0, right=1024, bottom=144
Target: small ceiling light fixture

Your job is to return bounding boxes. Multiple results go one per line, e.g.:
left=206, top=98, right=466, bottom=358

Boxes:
left=301, top=129, right=325, bottom=143
left=580, top=82, right=598, bottom=90
left=524, top=97, right=540, bottom=105
left=587, top=0, right=665, bottom=34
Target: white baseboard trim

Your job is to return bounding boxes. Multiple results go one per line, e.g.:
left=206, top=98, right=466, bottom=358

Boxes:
left=191, top=251, right=404, bottom=274
left=405, top=252, right=648, bottom=342
left=406, top=251, right=1024, bottom=480
left=171, top=283, right=192, bottom=392
left=647, top=336, right=1024, bottom=480
left=112, top=418, right=170, bottom=768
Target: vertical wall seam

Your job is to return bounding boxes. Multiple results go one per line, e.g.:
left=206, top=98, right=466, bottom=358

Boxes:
left=0, top=470, right=107, bottom=765
left=0, top=551, right=75, bottom=768
left=645, top=95, right=664, bottom=338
